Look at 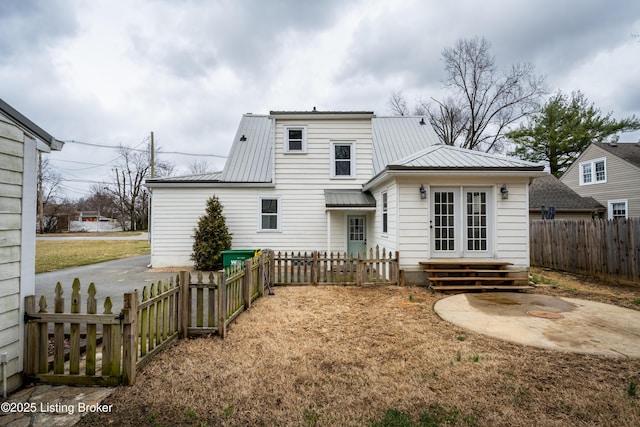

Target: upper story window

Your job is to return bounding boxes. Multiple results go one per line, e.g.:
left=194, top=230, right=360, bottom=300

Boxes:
left=331, top=141, right=356, bottom=178
left=284, top=126, right=307, bottom=153
left=580, top=158, right=606, bottom=185
left=259, top=196, right=280, bottom=232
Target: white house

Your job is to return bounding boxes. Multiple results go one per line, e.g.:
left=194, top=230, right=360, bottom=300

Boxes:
left=146, top=110, right=544, bottom=284
left=0, top=98, right=63, bottom=394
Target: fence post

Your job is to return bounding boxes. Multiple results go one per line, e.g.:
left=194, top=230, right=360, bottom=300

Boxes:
left=312, top=251, right=318, bottom=285
left=395, top=251, right=402, bottom=286
left=258, top=253, right=265, bottom=296
left=243, top=258, right=252, bottom=309
left=179, top=271, right=190, bottom=338
left=122, top=291, right=138, bottom=385
left=269, top=250, right=275, bottom=286
left=23, top=296, right=37, bottom=376
left=217, top=271, right=226, bottom=338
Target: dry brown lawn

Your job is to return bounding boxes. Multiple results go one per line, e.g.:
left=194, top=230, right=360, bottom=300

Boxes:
left=79, top=268, right=640, bottom=427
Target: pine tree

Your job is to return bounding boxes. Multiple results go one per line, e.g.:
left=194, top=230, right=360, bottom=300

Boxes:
left=191, top=195, right=232, bottom=270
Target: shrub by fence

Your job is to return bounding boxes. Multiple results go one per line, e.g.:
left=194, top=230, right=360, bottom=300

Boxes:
left=530, top=218, right=640, bottom=283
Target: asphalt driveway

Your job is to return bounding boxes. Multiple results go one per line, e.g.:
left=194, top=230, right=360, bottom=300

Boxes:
left=35, top=255, right=180, bottom=314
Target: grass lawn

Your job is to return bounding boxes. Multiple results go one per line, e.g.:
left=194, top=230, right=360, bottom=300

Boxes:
left=36, top=239, right=150, bottom=273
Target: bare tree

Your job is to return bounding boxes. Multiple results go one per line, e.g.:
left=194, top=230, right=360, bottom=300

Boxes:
left=388, top=37, right=547, bottom=152
left=188, top=159, right=214, bottom=174
left=386, top=90, right=410, bottom=116
left=417, top=97, right=468, bottom=146
left=38, top=154, right=63, bottom=233
left=106, top=145, right=150, bottom=231
left=441, top=37, right=547, bottom=151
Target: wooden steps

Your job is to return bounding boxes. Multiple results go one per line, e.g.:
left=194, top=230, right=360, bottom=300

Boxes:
left=420, top=260, right=532, bottom=292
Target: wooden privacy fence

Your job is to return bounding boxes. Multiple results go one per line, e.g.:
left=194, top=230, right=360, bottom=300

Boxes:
left=24, top=253, right=270, bottom=386
left=271, top=245, right=400, bottom=286
left=530, top=218, right=640, bottom=283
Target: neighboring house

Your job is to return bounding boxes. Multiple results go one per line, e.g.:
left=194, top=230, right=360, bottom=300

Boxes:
left=0, top=98, right=63, bottom=393
left=529, top=174, right=605, bottom=220
left=146, top=110, right=544, bottom=284
left=561, top=142, right=640, bottom=219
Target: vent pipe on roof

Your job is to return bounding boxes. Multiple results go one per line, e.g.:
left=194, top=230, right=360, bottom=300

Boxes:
left=240, top=135, right=247, bottom=141
left=419, top=117, right=426, bottom=125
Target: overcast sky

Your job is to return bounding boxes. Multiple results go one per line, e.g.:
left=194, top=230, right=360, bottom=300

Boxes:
left=2, top=0, right=639, bottom=199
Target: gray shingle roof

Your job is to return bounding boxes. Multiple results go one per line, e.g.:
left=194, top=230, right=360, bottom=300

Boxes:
left=324, top=190, right=376, bottom=208
left=389, top=144, right=544, bottom=170
left=529, top=174, right=605, bottom=211
left=371, top=116, right=441, bottom=174
left=594, top=142, right=640, bottom=169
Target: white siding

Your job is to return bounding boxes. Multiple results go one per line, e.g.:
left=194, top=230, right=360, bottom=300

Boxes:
left=369, top=182, right=398, bottom=254
left=0, top=117, right=25, bottom=392
left=150, top=117, right=377, bottom=267
left=370, top=176, right=531, bottom=271
left=495, top=180, right=530, bottom=267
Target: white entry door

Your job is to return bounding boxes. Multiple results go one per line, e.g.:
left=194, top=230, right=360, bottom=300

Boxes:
left=431, top=187, right=492, bottom=258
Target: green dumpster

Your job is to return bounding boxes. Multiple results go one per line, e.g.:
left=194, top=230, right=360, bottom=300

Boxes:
left=222, top=249, right=261, bottom=268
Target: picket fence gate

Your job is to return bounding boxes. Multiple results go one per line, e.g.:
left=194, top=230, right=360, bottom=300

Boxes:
left=23, top=254, right=269, bottom=386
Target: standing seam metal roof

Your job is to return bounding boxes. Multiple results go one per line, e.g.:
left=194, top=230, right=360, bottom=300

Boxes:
left=371, top=116, right=441, bottom=174
left=390, top=144, right=544, bottom=169
left=220, top=114, right=272, bottom=182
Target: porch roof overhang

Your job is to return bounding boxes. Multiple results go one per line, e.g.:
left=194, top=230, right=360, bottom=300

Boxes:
left=363, top=168, right=547, bottom=191
left=324, top=189, right=376, bottom=211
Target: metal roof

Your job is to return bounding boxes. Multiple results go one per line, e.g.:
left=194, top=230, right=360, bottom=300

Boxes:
left=324, top=189, right=376, bottom=208
left=220, top=114, right=272, bottom=182
left=371, top=116, right=441, bottom=174
left=389, top=144, right=544, bottom=170
left=146, top=172, right=223, bottom=183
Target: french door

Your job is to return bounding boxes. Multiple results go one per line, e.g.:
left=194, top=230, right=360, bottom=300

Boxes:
left=431, top=187, right=492, bottom=258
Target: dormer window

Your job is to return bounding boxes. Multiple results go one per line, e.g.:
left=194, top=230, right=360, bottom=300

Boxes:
left=284, top=126, right=307, bottom=153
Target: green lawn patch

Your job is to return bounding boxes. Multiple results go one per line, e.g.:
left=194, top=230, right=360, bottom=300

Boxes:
left=36, top=240, right=150, bottom=273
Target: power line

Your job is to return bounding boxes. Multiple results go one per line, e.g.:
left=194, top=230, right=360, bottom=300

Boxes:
left=64, top=139, right=228, bottom=158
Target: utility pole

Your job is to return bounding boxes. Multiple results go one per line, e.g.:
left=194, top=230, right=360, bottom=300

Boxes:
left=150, top=131, right=155, bottom=178
left=148, top=131, right=154, bottom=245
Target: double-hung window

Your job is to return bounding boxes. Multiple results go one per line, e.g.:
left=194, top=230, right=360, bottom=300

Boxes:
left=608, top=200, right=628, bottom=220
left=331, top=141, right=355, bottom=178
left=580, top=158, right=606, bottom=185
left=259, top=197, right=280, bottom=232
left=284, top=126, right=307, bottom=153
